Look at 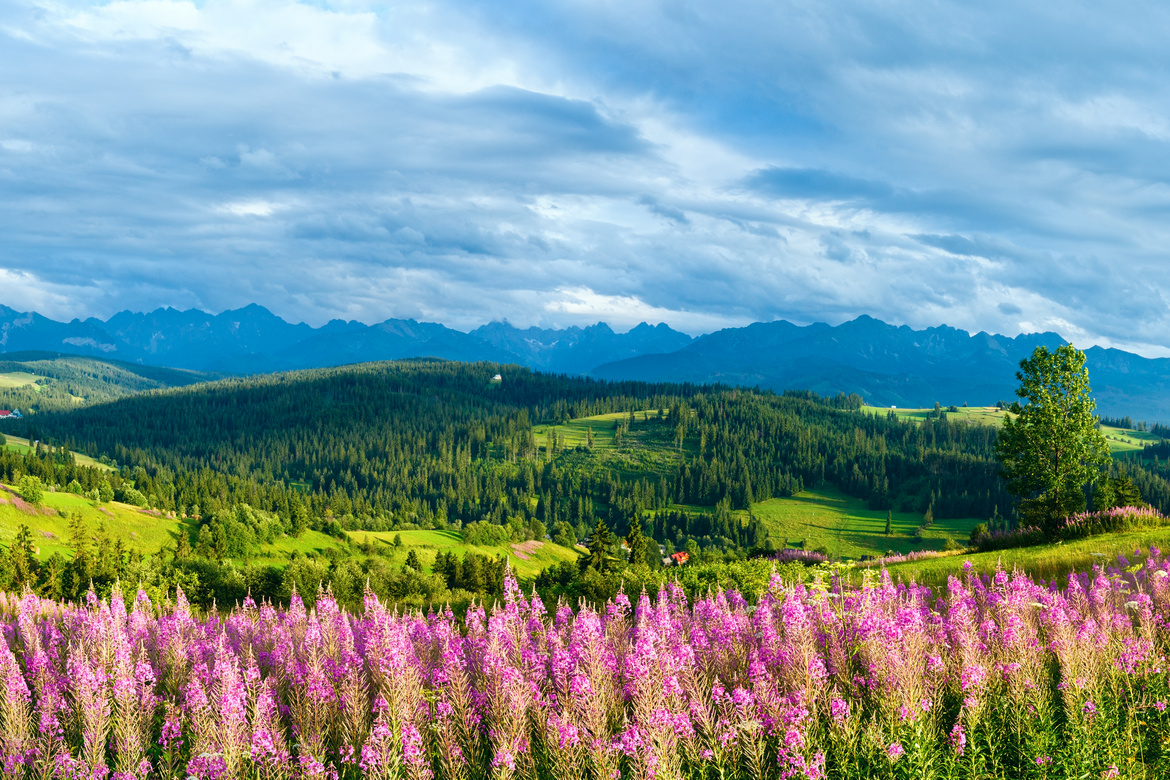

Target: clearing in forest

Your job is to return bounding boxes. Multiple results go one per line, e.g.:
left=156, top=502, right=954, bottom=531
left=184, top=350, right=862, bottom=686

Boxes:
left=748, top=485, right=982, bottom=560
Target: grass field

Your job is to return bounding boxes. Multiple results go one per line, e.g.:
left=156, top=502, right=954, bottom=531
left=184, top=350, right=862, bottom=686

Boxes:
left=1098, top=424, right=1162, bottom=452
left=878, top=526, right=1170, bottom=588
left=0, top=484, right=573, bottom=580
left=747, top=485, right=980, bottom=559
left=2, top=434, right=114, bottom=470
left=534, top=410, right=686, bottom=479
left=0, top=372, right=40, bottom=390
left=533, top=410, right=664, bottom=452
left=862, top=405, right=1163, bottom=454
left=862, top=404, right=1010, bottom=425
left=0, top=485, right=189, bottom=559
left=347, top=528, right=581, bottom=579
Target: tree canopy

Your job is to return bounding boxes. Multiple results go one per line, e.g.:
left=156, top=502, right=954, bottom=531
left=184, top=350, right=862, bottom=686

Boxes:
left=994, top=344, right=1110, bottom=535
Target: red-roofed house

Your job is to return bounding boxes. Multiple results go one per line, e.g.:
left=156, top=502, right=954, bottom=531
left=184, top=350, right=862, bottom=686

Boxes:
left=670, top=551, right=690, bottom=566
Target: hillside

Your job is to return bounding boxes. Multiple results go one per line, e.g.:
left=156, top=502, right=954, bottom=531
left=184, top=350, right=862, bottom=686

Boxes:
left=0, top=351, right=218, bottom=414
left=11, top=303, right=1170, bottom=422
left=863, top=404, right=1165, bottom=454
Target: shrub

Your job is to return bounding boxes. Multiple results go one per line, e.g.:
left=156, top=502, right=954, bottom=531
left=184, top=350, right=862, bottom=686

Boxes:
left=17, top=475, right=43, bottom=504
left=462, top=520, right=511, bottom=546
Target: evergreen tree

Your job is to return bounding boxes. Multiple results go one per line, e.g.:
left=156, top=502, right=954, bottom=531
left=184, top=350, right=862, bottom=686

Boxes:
left=9, top=524, right=38, bottom=589
left=583, top=518, right=613, bottom=573
left=404, top=549, right=421, bottom=571
left=885, top=509, right=892, bottom=536
left=625, top=519, right=648, bottom=567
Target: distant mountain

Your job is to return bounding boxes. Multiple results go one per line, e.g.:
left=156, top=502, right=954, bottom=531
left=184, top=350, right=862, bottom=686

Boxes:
left=9, top=304, right=1170, bottom=420
left=470, top=321, right=692, bottom=375
left=592, top=315, right=1170, bottom=420
left=0, top=304, right=683, bottom=376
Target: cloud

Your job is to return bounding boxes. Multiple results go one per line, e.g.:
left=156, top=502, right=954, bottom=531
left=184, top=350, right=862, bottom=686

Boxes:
left=1, top=0, right=1170, bottom=356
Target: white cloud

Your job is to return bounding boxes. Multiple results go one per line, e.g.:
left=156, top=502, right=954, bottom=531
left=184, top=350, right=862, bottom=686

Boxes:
left=217, top=200, right=279, bottom=216
left=543, top=287, right=746, bottom=334
left=3, top=0, right=1170, bottom=356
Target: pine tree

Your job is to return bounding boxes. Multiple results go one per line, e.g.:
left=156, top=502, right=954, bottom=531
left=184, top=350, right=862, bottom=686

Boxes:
left=583, top=518, right=613, bottom=573
left=885, top=510, right=892, bottom=536
left=404, top=549, right=421, bottom=571
left=626, top=519, right=648, bottom=567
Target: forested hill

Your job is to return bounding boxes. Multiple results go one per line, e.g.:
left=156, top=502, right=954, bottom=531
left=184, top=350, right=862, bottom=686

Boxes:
left=0, top=351, right=219, bottom=414
left=11, top=360, right=1052, bottom=536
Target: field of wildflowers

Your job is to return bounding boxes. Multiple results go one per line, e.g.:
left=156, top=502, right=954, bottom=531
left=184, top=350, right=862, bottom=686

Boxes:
left=2, top=550, right=1170, bottom=780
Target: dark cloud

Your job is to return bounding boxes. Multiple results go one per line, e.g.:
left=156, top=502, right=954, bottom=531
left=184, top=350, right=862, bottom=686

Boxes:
left=0, top=0, right=1169, bottom=353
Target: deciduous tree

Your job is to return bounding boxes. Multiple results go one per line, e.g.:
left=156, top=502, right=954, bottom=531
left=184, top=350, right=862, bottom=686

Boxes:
left=994, top=344, right=1110, bottom=536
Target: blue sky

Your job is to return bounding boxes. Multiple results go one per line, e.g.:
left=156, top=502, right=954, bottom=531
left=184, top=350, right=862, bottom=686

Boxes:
left=2, top=0, right=1169, bottom=353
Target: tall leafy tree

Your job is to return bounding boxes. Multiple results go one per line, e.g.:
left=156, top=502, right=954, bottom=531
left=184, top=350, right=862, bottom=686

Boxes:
left=994, top=344, right=1110, bottom=536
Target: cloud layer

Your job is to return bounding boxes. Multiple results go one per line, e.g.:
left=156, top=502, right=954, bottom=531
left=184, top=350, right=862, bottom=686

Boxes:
left=2, top=0, right=1170, bottom=351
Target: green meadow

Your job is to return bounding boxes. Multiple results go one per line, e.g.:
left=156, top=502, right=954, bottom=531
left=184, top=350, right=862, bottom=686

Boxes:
left=862, top=405, right=1163, bottom=454
left=534, top=410, right=687, bottom=478
left=745, top=485, right=980, bottom=559
left=877, top=526, right=1170, bottom=588
left=862, top=404, right=1011, bottom=426
left=0, top=483, right=580, bottom=579
left=0, top=486, right=187, bottom=560
left=3, top=434, right=114, bottom=470
left=347, top=528, right=581, bottom=579
left=0, top=372, right=41, bottom=389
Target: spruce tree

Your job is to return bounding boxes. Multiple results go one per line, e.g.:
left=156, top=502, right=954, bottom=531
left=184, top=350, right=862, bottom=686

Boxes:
left=626, top=519, right=648, bottom=567
left=885, top=510, right=892, bottom=536
left=584, top=518, right=613, bottom=573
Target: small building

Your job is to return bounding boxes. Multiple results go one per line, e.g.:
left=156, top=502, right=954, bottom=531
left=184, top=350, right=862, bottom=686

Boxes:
left=671, top=551, right=690, bottom=566
left=491, top=374, right=503, bottom=382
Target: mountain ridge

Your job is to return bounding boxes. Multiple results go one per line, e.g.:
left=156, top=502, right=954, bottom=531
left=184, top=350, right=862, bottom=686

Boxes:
left=4, top=303, right=1170, bottom=419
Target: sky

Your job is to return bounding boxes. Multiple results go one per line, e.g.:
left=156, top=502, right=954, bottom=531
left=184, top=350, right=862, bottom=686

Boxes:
left=2, top=0, right=1170, bottom=353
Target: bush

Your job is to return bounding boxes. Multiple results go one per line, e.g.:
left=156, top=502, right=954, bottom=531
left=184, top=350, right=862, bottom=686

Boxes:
left=462, top=521, right=511, bottom=547
left=17, top=475, right=43, bottom=505
left=119, top=487, right=149, bottom=507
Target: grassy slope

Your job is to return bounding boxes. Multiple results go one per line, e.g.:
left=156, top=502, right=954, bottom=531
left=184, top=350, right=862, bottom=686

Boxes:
left=748, top=486, right=980, bottom=559
left=0, top=487, right=188, bottom=559
left=541, top=411, right=981, bottom=561
left=348, top=529, right=581, bottom=579
left=4, top=434, right=114, bottom=471
left=878, top=527, right=1170, bottom=588
left=534, top=410, right=687, bottom=479
left=861, top=405, right=1162, bottom=454
left=0, top=372, right=40, bottom=389
left=0, top=484, right=578, bottom=580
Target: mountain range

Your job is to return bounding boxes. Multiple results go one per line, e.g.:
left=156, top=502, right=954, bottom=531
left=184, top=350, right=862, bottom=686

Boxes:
left=3, top=303, right=1170, bottom=420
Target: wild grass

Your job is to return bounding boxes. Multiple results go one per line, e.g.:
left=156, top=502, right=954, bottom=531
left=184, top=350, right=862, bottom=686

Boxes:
left=347, top=528, right=581, bottom=579
left=747, top=485, right=980, bottom=559
left=882, top=526, right=1170, bottom=588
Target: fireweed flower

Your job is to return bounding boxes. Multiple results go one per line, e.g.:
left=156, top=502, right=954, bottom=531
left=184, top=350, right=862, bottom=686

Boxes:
left=949, top=723, right=966, bottom=755
left=1, top=554, right=1170, bottom=777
